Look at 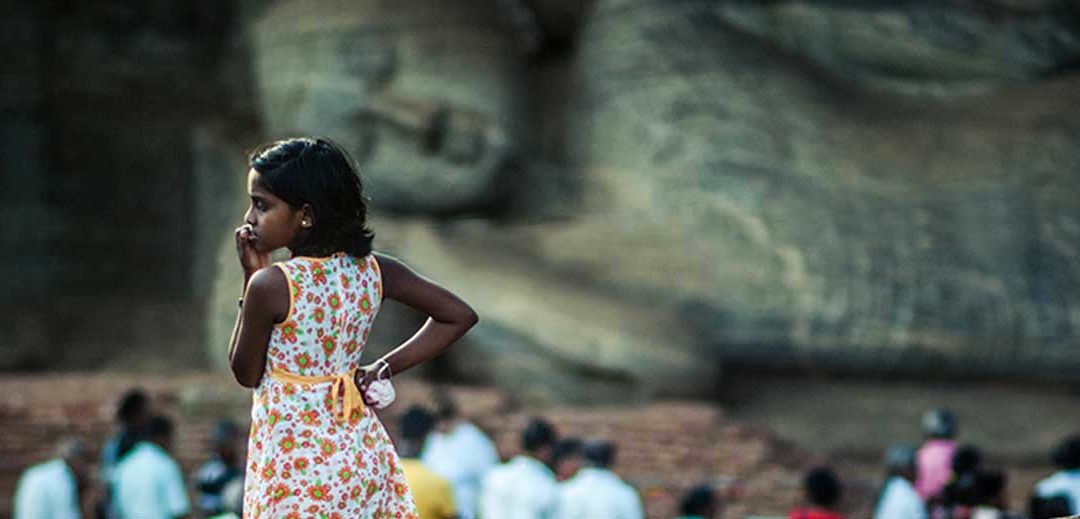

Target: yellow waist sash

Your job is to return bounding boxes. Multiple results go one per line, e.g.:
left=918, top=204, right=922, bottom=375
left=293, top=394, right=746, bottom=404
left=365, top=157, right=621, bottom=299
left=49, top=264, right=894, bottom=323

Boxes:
left=268, top=367, right=365, bottom=424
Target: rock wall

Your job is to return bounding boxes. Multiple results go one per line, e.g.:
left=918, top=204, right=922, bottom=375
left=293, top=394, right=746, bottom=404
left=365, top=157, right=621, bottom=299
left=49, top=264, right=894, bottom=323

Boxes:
left=0, top=1, right=260, bottom=370
left=241, top=0, right=1080, bottom=400
left=6, top=0, right=1080, bottom=401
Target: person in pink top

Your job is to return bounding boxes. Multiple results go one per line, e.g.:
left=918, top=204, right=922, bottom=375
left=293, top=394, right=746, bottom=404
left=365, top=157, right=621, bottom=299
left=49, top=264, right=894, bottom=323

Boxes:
left=916, top=408, right=959, bottom=501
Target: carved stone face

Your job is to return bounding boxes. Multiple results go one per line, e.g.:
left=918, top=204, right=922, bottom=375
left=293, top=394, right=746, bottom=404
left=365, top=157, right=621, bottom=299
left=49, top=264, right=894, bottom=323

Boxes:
left=251, top=0, right=525, bottom=214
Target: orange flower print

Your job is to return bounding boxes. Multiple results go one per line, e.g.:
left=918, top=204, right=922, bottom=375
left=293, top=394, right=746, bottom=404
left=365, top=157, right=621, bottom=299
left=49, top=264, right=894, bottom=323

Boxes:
left=329, top=293, right=342, bottom=310
left=300, top=409, right=319, bottom=426
left=366, top=480, right=378, bottom=499
left=344, top=339, right=358, bottom=354
left=338, top=468, right=354, bottom=482
left=282, top=384, right=297, bottom=396
left=320, top=439, right=337, bottom=457
left=359, top=293, right=373, bottom=315
left=321, top=336, right=337, bottom=356
left=341, top=273, right=351, bottom=288
left=294, top=353, right=311, bottom=370
left=362, top=434, right=375, bottom=449
left=284, top=513, right=301, bottom=519
left=312, top=265, right=328, bottom=285
left=294, top=457, right=310, bottom=472
left=279, top=435, right=297, bottom=452
left=308, top=483, right=332, bottom=501
left=261, top=461, right=276, bottom=480
left=267, top=410, right=283, bottom=427
left=269, top=483, right=291, bottom=503
left=313, top=307, right=325, bottom=323
left=394, top=482, right=408, bottom=497
left=280, top=320, right=299, bottom=343
left=349, top=407, right=362, bottom=424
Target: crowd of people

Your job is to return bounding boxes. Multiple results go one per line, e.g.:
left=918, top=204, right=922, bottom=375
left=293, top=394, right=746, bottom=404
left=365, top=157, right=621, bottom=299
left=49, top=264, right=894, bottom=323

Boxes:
left=11, top=390, right=1080, bottom=519
left=789, top=408, right=1080, bottom=519
left=12, top=389, right=244, bottom=519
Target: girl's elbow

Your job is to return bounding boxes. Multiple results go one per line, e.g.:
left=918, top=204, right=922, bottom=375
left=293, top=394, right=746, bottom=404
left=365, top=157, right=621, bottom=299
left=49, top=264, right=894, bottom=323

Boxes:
left=462, top=306, right=479, bottom=329
left=230, top=363, right=260, bottom=388
left=235, top=372, right=261, bottom=388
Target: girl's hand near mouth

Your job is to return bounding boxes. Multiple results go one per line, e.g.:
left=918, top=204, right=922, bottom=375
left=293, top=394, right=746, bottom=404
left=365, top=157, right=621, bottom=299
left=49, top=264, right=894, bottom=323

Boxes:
left=235, top=223, right=270, bottom=283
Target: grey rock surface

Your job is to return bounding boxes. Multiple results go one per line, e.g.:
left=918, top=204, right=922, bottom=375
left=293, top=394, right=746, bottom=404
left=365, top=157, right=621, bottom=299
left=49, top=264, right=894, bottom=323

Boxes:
left=230, top=0, right=1080, bottom=400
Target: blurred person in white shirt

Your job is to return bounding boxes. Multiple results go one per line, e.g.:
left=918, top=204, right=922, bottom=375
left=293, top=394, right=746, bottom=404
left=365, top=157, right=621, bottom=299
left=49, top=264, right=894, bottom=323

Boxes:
left=480, top=417, right=559, bottom=519
left=113, top=415, right=190, bottom=519
left=422, top=391, right=499, bottom=518
left=1032, top=435, right=1080, bottom=515
left=13, top=438, right=91, bottom=519
left=874, top=444, right=926, bottom=519
left=554, top=440, right=643, bottom=519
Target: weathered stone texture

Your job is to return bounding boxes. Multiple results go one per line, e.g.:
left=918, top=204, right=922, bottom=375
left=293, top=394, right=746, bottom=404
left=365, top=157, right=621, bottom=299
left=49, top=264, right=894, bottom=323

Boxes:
left=556, top=0, right=1080, bottom=376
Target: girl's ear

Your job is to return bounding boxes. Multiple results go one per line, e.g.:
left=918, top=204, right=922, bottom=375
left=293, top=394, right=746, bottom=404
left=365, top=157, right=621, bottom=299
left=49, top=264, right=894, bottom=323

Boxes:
left=299, top=204, right=315, bottom=229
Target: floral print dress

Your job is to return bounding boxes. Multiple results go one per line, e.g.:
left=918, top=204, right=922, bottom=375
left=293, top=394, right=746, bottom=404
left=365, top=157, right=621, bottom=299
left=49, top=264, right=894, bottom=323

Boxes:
left=244, top=253, right=418, bottom=519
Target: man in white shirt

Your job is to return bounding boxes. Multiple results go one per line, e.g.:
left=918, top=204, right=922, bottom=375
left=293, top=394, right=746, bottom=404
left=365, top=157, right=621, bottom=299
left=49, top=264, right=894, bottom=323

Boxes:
left=422, top=392, right=499, bottom=518
left=114, top=415, right=190, bottom=519
left=480, top=417, right=560, bottom=519
left=874, top=444, right=926, bottom=519
left=1033, top=435, right=1080, bottom=515
left=13, top=438, right=90, bottom=519
left=555, top=440, right=643, bottom=519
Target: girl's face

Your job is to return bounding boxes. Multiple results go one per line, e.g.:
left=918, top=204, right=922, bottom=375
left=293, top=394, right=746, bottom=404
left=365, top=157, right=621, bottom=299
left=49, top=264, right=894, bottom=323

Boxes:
left=244, top=169, right=306, bottom=253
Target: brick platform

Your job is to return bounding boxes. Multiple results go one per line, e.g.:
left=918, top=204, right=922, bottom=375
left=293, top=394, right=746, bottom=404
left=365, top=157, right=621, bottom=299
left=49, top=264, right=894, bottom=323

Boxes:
left=0, top=372, right=860, bottom=518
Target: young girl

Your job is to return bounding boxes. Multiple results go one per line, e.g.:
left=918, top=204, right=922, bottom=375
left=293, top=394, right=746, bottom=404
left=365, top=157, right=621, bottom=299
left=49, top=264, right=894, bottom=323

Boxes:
left=227, top=137, right=478, bottom=518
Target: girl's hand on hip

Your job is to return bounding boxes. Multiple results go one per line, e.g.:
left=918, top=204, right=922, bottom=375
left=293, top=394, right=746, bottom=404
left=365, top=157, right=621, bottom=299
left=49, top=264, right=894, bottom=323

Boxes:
left=354, top=360, right=392, bottom=406
left=235, top=224, right=270, bottom=277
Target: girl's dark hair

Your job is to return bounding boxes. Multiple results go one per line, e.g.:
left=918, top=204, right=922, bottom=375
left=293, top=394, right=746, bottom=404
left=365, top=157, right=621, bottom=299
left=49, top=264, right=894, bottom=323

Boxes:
left=249, top=137, right=374, bottom=257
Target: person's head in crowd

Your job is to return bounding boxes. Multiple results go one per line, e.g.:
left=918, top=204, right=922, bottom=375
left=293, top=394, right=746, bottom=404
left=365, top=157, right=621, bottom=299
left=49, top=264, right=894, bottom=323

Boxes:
left=952, top=444, right=983, bottom=477
left=942, top=445, right=983, bottom=505
left=432, top=390, right=460, bottom=434
left=583, top=440, right=616, bottom=469
left=56, top=437, right=92, bottom=489
left=399, top=405, right=436, bottom=458
left=212, top=420, right=242, bottom=466
left=145, top=415, right=176, bottom=453
left=803, top=466, right=842, bottom=510
left=1051, top=435, right=1080, bottom=471
left=679, top=484, right=720, bottom=518
left=884, top=444, right=918, bottom=482
left=970, top=470, right=1006, bottom=509
left=922, top=408, right=957, bottom=440
left=117, top=388, right=150, bottom=428
left=521, top=417, right=557, bottom=465
left=551, top=438, right=584, bottom=481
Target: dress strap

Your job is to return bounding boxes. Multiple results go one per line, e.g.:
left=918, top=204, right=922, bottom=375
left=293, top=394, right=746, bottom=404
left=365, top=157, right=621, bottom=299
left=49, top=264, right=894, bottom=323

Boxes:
left=267, top=368, right=365, bottom=423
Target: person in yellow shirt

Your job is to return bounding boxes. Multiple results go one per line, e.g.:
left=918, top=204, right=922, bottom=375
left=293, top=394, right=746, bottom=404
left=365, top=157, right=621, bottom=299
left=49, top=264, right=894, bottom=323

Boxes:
left=400, top=406, right=457, bottom=519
